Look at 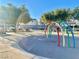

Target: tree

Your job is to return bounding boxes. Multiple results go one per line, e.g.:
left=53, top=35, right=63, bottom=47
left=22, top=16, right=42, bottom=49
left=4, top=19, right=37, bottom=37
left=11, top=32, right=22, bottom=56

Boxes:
left=55, top=9, right=69, bottom=21
left=17, top=12, right=31, bottom=24
left=17, top=5, right=31, bottom=24
left=40, top=9, right=71, bottom=24
left=73, top=7, right=79, bottom=20
left=40, top=13, right=48, bottom=24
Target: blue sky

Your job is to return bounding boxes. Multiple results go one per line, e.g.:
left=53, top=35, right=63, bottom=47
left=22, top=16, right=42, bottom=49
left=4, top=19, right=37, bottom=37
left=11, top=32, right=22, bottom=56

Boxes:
left=0, top=0, right=79, bottom=20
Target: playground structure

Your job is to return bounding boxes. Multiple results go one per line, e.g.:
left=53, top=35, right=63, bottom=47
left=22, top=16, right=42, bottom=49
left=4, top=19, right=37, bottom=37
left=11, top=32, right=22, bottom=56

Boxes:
left=18, top=31, right=79, bottom=59
left=45, top=21, right=75, bottom=48
left=18, top=21, right=79, bottom=59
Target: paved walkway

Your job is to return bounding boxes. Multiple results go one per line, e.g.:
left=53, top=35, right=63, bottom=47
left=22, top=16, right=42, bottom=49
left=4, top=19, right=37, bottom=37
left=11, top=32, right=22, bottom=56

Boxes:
left=0, top=31, right=37, bottom=59
left=0, top=42, right=33, bottom=59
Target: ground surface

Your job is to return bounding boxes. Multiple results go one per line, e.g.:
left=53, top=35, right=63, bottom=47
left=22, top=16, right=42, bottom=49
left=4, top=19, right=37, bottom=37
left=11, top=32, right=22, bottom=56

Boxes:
left=0, top=31, right=37, bottom=59
left=18, top=31, right=79, bottom=59
left=0, top=31, right=79, bottom=59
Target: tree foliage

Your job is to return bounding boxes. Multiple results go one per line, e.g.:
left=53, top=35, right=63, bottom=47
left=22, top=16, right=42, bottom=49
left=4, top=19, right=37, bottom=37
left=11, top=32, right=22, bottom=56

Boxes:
left=40, top=7, right=79, bottom=24
left=73, top=7, right=79, bottom=19
left=16, top=5, right=31, bottom=24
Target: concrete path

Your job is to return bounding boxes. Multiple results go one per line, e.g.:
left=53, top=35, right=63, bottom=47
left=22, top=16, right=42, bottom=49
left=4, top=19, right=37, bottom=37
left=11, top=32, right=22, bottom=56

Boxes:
left=0, top=42, right=33, bottom=59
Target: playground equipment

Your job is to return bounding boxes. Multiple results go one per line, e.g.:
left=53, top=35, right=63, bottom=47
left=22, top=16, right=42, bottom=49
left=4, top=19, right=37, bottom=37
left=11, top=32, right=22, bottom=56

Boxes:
left=45, top=21, right=76, bottom=48
left=57, top=27, right=61, bottom=47
left=45, top=22, right=61, bottom=47
left=19, top=34, right=79, bottom=59
left=60, top=21, right=75, bottom=48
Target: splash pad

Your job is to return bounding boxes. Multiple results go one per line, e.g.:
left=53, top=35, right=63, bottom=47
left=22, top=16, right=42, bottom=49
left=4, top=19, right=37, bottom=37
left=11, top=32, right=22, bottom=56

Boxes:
left=18, top=21, right=79, bottom=59
left=18, top=34, right=79, bottom=59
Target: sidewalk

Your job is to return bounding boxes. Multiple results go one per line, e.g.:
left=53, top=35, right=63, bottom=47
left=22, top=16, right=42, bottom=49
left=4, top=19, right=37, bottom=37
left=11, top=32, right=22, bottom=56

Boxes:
left=0, top=42, right=33, bottom=59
